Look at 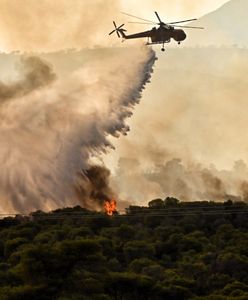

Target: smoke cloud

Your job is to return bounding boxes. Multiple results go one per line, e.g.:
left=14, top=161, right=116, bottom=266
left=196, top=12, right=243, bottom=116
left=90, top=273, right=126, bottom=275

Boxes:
left=113, top=158, right=248, bottom=204
left=76, top=166, right=115, bottom=210
left=0, top=56, right=56, bottom=102
left=0, top=0, right=120, bottom=52
left=0, top=47, right=156, bottom=213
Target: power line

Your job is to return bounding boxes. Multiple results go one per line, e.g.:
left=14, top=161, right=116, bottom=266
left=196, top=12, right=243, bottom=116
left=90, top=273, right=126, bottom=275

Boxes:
left=1, top=205, right=248, bottom=220
left=19, top=211, right=248, bottom=220
left=1, top=204, right=247, bottom=215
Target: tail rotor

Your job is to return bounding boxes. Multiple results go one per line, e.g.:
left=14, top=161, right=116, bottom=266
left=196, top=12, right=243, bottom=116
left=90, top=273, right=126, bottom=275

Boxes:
left=109, top=21, right=126, bottom=38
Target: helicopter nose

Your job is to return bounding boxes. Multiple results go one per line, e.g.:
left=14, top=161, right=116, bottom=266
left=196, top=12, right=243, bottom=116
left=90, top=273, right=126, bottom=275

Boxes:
left=173, top=29, right=187, bottom=42
left=180, top=31, right=187, bottom=41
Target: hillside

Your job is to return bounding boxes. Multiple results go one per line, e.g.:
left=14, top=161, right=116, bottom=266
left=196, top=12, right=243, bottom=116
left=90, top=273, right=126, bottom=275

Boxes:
left=184, top=0, right=248, bottom=47
left=0, top=200, right=248, bottom=299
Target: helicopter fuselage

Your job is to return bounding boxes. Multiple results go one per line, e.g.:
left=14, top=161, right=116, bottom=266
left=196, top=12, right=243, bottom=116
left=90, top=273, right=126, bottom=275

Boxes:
left=150, top=26, right=187, bottom=43
left=121, top=25, right=187, bottom=44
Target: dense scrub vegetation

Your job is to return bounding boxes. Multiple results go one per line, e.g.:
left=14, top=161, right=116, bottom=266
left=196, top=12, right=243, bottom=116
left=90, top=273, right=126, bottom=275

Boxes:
left=1, top=198, right=248, bottom=299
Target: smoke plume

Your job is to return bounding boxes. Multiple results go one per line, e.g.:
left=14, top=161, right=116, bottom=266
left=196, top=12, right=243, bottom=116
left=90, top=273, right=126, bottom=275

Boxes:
left=76, top=166, right=115, bottom=210
left=0, top=56, right=56, bottom=102
left=0, top=47, right=156, bottom=213
left=113, top=158, right=248, bottom=204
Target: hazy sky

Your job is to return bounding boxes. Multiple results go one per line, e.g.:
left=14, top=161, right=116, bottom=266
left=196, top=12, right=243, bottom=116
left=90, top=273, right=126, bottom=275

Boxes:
left=120, top=0, right=230, bottom=21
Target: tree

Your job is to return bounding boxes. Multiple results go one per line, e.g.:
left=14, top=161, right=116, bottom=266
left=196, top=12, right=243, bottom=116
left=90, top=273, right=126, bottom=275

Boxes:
left=164, top=197, right=180, bottom=207
left=106, top=272, right=154, bottom=300
left=148, top=199, right=164, bottom=208
left=123, top=241, right=155, bottom=263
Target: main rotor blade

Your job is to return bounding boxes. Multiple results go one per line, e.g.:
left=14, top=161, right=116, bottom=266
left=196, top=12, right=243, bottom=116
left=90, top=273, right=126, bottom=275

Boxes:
left=118, top=24, right=125, bottom=29
left=122, top=12, right=155, bottom=24
left=174, top=25, right=204, bottom=29
left=128, top=21, right=156, bottom=25
left=116, top=31, right=120, bottom=38
left=168, top=18, right=197, bottom=25
left=113, top=21, right=117, bottom=28
left=155, top=11, right=163, bottom=23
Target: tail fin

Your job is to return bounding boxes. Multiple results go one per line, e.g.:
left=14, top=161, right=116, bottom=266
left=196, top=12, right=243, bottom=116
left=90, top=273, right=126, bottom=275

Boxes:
left=118, top=28, right=127, bottom=39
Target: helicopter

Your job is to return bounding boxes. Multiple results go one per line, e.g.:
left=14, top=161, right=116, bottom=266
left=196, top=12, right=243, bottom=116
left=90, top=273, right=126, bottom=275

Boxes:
left=109, top=11, right=204, bottom=51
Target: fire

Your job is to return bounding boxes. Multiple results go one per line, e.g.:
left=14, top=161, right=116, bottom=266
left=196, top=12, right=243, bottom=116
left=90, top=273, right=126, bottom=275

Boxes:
left=104, top=199, right=117, bottom=216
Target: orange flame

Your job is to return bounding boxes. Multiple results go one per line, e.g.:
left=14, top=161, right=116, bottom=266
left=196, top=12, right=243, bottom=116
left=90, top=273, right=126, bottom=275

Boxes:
left=104, top=199, right=117, bottom=216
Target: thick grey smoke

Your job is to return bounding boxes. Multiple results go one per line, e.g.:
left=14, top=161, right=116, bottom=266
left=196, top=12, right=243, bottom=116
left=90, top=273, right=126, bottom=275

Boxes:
left=113, top=158, right=248, bottom=203
left=76, top=166, right=115, bottom=210
left=0, top=47, right=156, bottom=213
left=0, top=56, right=56, bottom=102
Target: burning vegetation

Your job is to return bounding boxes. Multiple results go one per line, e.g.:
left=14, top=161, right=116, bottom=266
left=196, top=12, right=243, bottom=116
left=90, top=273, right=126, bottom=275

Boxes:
left=104, top=199, right=117, bottom=216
